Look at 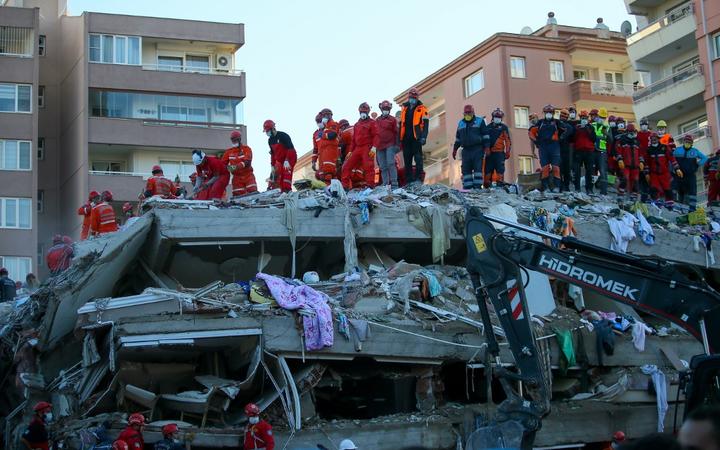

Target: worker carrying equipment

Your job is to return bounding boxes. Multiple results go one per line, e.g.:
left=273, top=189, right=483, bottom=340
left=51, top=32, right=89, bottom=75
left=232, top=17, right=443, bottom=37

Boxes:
left=78, top=191, right=101, bottom=240
left=90, top=191, right=118, bottom=236
left=118, top=413, right=145, bottom=450
left=21, top=401, right=53, bottom=450
left=341, top=102, right=378, bottom=190
left=265, top=121, right=297, bottom=193
left=243, top=403, right=275, bottom=450
left=192, top=149, right=230, bottom=200
left=222, top=130, right=258, bottom=197
left=453, top=104, right=490, bottom=190
left=484, top=108, right=512, bottom=187
left=399, top=87, right=429, bottom=184
left=144, top=165, right=177, bottom=199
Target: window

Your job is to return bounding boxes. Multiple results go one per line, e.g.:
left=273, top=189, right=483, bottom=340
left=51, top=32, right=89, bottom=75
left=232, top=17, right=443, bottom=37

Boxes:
left=679, top=116, right=709, bottom=139
left=0, top=26, right=34, bottom=56
left=38, top=35, right=46, bottom=56
left=37, top=190, right=44, bottom=213
left=37, top=137, right=44, bottom=160
left=160, top=160, right=195, bottom=180
left=464, top=69, right=484, bottom=97
left=549, top=60, right=565, bottom=82
left=88, top=34, right=141, bottom=65
left=673, top=56, right=700, bottom=73
left=0, top=140, right=32, bottom=170
left=91, top=161, right=124, bottom=173
left=573, top=69, right=588, bottom=80
left=518, top=156, right=534, bottom=175
left=510, top=57, right=526, bottom=78
left=513, top=106, right=529, bottom=129
left=186, top=55, right=210, bottom=73
left=158, top=56, right=183, bottom=72
left=0, top=256, right=32, bottom=282
left=38, top=85, right=45, bottom=108
left=0, top=197, right=32, bottom=229
left=715, top=32, right=720, bottom=59
left=604, top=72, right=625, bottom=86
left=0, top=84, right=32, bottom=113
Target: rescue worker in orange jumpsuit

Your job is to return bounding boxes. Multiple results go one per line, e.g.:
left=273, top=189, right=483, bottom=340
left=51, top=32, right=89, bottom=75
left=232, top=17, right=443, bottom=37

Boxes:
left=192, top=149, right=230, bottom=200
left=704, top=148, right=720, bottom=203
left=117, top=413, right=145, bottom=450
left=264, top=120, right=297, bottom=193
left=244, top=403, right=274, bottom=450
left=78, top=191, right=100, bottom=240
left=222, top=130, right=257, bottom=197
left=484, top=108, right=512, bottom=187
left=645, top=131, right=682, bottom=209
left=90, top=190, right=118, bottom=236
left=21, top=401, right=52, bottom=450
left=144, top=165, right=177, bottom=199
left=399, top=87, right=429, bottom=184
left=46, top=234, right=74, bottom=275
left=342, top=102, right=377, bottom=190
left=311, top=113, right=324, bottom=179
left=315, top=109, right=341, bottom=185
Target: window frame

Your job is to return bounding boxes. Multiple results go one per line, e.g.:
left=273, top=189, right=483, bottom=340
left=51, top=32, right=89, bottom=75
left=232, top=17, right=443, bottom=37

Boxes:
left=159, top=159, right=196, bottom=180
left=88, top=33, right=142, bottom=65
left=549, top=60, right=565, bottom=82
left=513, top=106, right=530, bottom=129
left=37, top=190, right=44, bottom=213
left=37, top=137, right=45, bottom=160
left=38, top=35, right=46, bottom=56
left=0, top=256, right=32, bottom=282
left=463, top=69, right=485, bottom=98
left=91, top=160, right=126, bottom=173
left=38, top=85, right=45, bottom=108
left=518, top=156, right=534, bottom=175
left=678, top=115, right=708, bottom=135
left=510, top=56, right=526, bottom=79
left=0, top=139, right=32, bottom=171
left=0, top=83, right=32, bottom=113
left=0, top=197, right=33, bottom=229
left=714, top=32, right=720, bottom=60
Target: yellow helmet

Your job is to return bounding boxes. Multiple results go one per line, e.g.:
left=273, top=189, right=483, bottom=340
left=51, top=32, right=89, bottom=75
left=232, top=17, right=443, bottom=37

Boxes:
left=598, top=107, right=608, bottom=119
left=656, top=119, right=667, bottom=127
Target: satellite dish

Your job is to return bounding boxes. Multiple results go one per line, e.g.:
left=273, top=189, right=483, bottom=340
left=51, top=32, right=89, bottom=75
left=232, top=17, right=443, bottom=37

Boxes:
left=621, top=21, right=633, bottom=37
left=520, top=26, right=533, bottom=35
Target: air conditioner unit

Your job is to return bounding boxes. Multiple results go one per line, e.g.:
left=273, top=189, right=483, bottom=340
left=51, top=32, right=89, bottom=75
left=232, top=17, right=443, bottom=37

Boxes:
left=216, top=54, right=232, bottom=72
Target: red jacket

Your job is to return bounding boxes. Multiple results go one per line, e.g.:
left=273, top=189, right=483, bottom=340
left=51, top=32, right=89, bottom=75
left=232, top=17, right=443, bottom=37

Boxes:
left=616, top=138, right=645, bottom=169
left=90, top=202, right=118, bottom=235
left=117, top=427, right=144, bottom=450
left=637, top=130, right=651, bottom=153
left=350, top=118, right=377, bottom=153
left=646, top=143, right=679, bottom=176
left=78, top=203, right=92, bottom=239
left=311, top=128, right=323, bottom=164
left=373, top=115, right=398, bottom=150
left=268, top=131, right=297, bottom=167
left=196, top=155, right=229, bottom=181
left=22, top=416, right=49, bottom=450
left=572, top=125, right=595, bottom=151
left=244, top=420, right=275, bottom=450
left=145, top=175, right=177, bottom=198
left=46, top=243, right=73, bottom=274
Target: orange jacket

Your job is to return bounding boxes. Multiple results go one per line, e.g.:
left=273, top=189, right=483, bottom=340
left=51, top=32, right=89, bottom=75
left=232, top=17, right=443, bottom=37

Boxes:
left=145, top=175, right=177, bottom=198
left=399, top=102, right=429, bottom=141
left=339, top=127, right=353, bottom=160
left=222, top=145, right=255, bottom=175
left=90, top=202, right=118, bottom=235
left=77, top=203, right=92, bottom=239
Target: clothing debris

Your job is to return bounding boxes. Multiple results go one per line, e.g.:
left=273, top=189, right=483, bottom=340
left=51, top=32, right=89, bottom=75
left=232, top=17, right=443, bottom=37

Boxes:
left=632, top=321, right=653, bottom=352
left=608, top=212, right=636, bottom=253
left=641, top=364, right=668, bottom=432
left=635, top=210, right=655, bottom=245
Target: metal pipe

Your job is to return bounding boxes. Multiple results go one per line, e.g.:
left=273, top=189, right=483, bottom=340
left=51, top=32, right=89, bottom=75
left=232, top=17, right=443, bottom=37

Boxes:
left=700, top=319, right=711, bottom=355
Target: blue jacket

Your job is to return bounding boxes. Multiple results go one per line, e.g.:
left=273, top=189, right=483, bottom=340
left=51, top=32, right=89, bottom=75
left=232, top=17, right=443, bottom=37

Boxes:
left=673, top=146, right=708, bottom=175
left=0, top=276, right=15, bottom=302
left=453, top=116, right=490, bottom=151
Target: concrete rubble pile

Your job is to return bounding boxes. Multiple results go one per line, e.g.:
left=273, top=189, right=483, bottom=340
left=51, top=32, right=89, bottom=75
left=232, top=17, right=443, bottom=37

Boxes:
left=0, top=183, right=713, bottom=449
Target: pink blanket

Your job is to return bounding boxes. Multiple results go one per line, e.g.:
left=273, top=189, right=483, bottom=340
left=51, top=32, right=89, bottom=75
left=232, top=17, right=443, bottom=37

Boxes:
left=257, top=273, right=334, bottom=351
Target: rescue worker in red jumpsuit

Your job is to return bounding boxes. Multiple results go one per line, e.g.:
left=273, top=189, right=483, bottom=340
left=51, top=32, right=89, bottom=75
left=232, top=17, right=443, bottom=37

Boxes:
left=529, top=105, right=571, bottom=192
left=703, top=148, right=720, bottom=203
left=614, top=123, right=644, bottom=203
left=188, top=173, right=208, bottom=200
left=90, top=190, right=118, bottom=236
left=21, top=401, right=52, bottom=450
left=113, top=441, right=129, bottom=450
left=117, top=413, right=145, bottom=450
left=46, top=234, right=74, bottom=275
left=222, top=130, right=257, bottom=197
left=78, top=191, right=100, bottom=240
left=192, top=149, right=230, bottom=200
left=244, top=403, right=274, bottom=450
left=636, top=117, right=652, bottom=201
left=342, top=102, right=377, bottom=190
left=645, top=131, right=682, bottom=209
left=264, top=120, right=297, bottom=193
left=374, top=100, right=399, bottom=188
left=484, top=108, right=512, bottom=187
left=144, top=165, right=177, bottom=199
left=311, top=113, right=325, bottom=179
left=316, top=110, right=341, bottom=185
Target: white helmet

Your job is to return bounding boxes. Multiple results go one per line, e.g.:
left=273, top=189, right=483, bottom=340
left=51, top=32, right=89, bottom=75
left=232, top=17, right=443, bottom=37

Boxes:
left=339, top=439, right=357, bottom=450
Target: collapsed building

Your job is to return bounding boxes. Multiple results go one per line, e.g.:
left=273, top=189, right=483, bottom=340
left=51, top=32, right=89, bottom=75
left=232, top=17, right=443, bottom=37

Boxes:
left=0, top=183, right=714, bottom=449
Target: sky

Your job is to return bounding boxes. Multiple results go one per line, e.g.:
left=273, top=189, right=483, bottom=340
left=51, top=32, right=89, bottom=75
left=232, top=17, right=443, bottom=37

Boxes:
left=69, top=0, right=633, bottom=176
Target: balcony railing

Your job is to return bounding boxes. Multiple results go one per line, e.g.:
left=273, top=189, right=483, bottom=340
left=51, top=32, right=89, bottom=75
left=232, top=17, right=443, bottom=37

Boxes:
left=570, top=79, right=637, bottom=97
left=0, top=26, right=34, bottom=57
left=632, top=64, right=703, bottom=102
left=141, top=118, right=242, bottom=130
left=89, top=170, right=150, bottom=177
left=140, top=63, right=244, bottom=76
left=626, top=2, right=694, bottom=45
left=674, top=126, right=712, bottom=144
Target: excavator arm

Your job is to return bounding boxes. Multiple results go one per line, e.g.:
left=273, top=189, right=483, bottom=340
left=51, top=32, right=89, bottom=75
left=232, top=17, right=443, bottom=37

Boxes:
left=464, top=206, right=720, bottom=447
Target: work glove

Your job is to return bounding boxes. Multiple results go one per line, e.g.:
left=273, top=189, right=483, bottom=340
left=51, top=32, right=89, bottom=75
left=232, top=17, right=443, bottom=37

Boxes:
left=369, top=146, right=377, bottom=158
left=676, top=169, right=683, bottom=178
left=311, top=162, right=317, bottom=172
left=638, top=162, right=644, bottom=171
left=505, top=150, right=511, bottom=160
left=419, top=137, right=426, bottom=145
left=283, top=160, right=291, bottom=171
left=452, top=148, right=458, bottom=160
left=617, top=160, right=625, bottom=170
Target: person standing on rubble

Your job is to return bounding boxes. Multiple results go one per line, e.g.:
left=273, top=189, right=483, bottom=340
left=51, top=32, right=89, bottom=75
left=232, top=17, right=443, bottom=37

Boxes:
left=484, top=108, right=512, bottom=188
left=672, top=134, right=707, bottom=212
left=529, top=105, right=571, bottom=192
left=704, top=148, right=720, bottom=204
left=557, top=109, right=575, bottom=192
left=615, top=123, right=644, bottom=204
left=223, top=130, right=258, bottom=197
left=645, top=131, right=682, bottom=209
left=637, top=117, right=653, bottom=201
left=143, top=165, right=177, bottom=199
left=78, top=191, right=100, bottom=240
left=571, top=110, right=597, bottom=194
left=311, top=112, right=325, bottom=180
left=21, top=401, right=52, bottom=450
left=452, top=104, right=489, bottom=190
left=118, top=413, right=146, bottom=450
left=374, top=100, right=399, bottom=189
left=316, top=109, right=342, bottom=185
left=264, top=120, right=297, bottom=193
left=399, top=87, right=429, bottom=184
left=90, top=191, right=118, bottom=236
left=154, top=423, right=186, bottom=450
left=244, top=403, right=274, bottom=450
left=192, top=150, right=230, bottom=200
left=46, top=234, right=74, bottom=275
left=591, top=108, right=611, bottom=195
left=341, top=102, right=377, bottom=190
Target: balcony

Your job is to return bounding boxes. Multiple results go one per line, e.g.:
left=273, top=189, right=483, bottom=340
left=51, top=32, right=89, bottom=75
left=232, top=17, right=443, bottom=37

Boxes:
left=674, top=126, right=713, bottom=155
left=632, top=64, right=705, bottom=120
left=624, top=0, right=668, bottom=15
left=626, top=3, right=697, bottom=65
left=570, top=79, right=635, bottom=105
left=0, top=26, right=34, bottom=57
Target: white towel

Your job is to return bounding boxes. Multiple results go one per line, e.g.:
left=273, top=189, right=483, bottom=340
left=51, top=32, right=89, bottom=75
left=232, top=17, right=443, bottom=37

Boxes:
left=608, top=214, right=636, bottom=253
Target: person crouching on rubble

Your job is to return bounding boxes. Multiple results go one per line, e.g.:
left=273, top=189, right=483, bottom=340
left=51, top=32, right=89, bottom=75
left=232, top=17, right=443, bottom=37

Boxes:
left=244, top=403, right=274, bottom=450
left=154, top=423, right=186, bottom=450
left=118, top=413, right=145, bottom=450
left=21, top=401, right=52, bottom=450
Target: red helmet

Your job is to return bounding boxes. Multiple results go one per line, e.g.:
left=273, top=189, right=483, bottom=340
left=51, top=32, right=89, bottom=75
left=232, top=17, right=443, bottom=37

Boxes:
left=608, top=115, right=616, bottom=122
left=89, top=191, right=101, bottom=201
left=122, top=202, right=132, bottom=213
left=649, top=131, right=660, bottom=140
left=613, top=431, right=626, bottom=442
left=53, top=234, right=63, bottom=244
left=128, top=413, right=145, bottom=426
left=112, top=441, right=129, bottom=450
left=263, top=120, right=276, bottom=132
left=589, top=108, right=599, bottom=116
left=230, top=130, right=242, bottom=141
left=408, top=87, right=419, bottom=99
left=579, top=110, right=589, bottom=118
left=319, top=108, right=332, bottom=117
left=379, top=100, right=392, bottom=111
left=151, top=165, right=163, bottom=174
left=338, top=119, right=349, bottom=129
left=245, top=403, right=261, bottom=416
left=62, top=235, right=73, bottom=244
left=162, top=423, right=179, bottom=436
left=626, top=123, right=637, bottom=132
left=683, top=134, right=694, bottom=143
left=101, top=190, right=113, bottom=202
left=358, top=102, right=371, bottom=113
left=616, top=116, right=626, bottom=123
left=491, top=108, right=504, bottom=118
left=315, top=113, right=323, bottom=124
left=33, top=401, right=52, bottom=412
left=542, top=104, right=555, bottom=113
left=463, top=104, right=475, bottom=114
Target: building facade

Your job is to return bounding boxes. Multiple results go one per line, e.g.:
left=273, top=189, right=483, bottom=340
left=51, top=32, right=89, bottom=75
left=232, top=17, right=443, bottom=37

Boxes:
left=0, top=0, right=245, bottom=281
left=625, top=0, right=719, bottom=154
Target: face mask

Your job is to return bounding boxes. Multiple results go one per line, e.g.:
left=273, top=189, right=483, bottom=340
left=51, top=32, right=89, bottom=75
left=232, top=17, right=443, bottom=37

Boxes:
left=232, top=141, right=240, bottom=147
left=409, top=98, right=417, bottom=106
left=684, top=143, right=692, bottom=149
left=657, top=128, right=666, bottom=135
left=580, top=119, right=588, bottom=126
left=249, top=416, right=260, bottom=424
left=651, top=141, right=659, bottom=146
left=321, top=117, right=329, bottom=125
left=266, top=131, right=273, bottom=137
left=641, top=124, right=648, bottom=131
left=569, top=112, right=576, bottom=119
left=360, top=113, right=368, bottom=120
left=44, top=413, right=53, bottom=422
left=463, top=114, right=473, bottom=121
left=596, top=117, right=604, bottom=123
left=316, top=122, right=324, bottom=129
left=381, top=110, right=389, bottom=116
left=609, top=122, right=616, bottom=128
left=493, top=117, right=501, bottom=124
left=629, top=133, right=637, bottom=139
left=618, top=123, right=625, bottom=130
left=545, top=113, right=553, bottom=120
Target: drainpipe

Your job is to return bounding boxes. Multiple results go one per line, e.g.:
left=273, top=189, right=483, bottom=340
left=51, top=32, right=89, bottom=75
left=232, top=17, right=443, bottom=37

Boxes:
left=700, top=0, right=720, bottom=148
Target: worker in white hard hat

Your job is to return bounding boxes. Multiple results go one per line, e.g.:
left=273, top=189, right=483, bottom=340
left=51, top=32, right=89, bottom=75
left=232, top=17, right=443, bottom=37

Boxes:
left=339, top=439, right=357, bottom=450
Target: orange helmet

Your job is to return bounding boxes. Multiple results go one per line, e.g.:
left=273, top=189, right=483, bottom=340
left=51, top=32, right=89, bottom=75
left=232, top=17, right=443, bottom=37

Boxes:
left=579, top=110, right=589, bottom=118
left=245, top=403, right=261, bottom=416
left=263, top=120, right=276, bottom=132
left=128, top=413, right=145, bottom=426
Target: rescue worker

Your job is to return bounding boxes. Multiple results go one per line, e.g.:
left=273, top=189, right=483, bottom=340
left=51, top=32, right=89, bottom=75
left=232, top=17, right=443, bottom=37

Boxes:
left=311, top=113, right=324, bottom=179
left=46, top=234, right=74, bottom=275
left=244, top=403, right=274, bottom=450
left=703, top=149, right=720, bottom=204
left=90, top=190, right=118, bottom=236
left=528, top=113, right=539, bottom=158
left=117, top=413, right=145, bottom=450
left=591, top=108, right=610, bottom=195
left=78, top=191, right=100, bottom=240
left=637, top=117, right=653, bottom=201
left=557, top=108, right=575, bottom=192
left=113, top=441, right=129, bottom=450
left=191, top=149, right=230, bottom=200
left=399, top=87, right=429, bottom=184
left=484, top=108, right=512, bottom=187
left=315, top=112, right=341, bottom=185
left=342, top=102, right=377, bottom=190
left=374, top=100, right=399, bottom=188
left=529, top=104, right=570, bottom=192
left=222, top=130, right=257, bottom=197
left=615, top=123, right=644, bottom=203
left=656, top=119, right=674, bottom=149
left=567, top=105, right=578, bottom=124
left=0, top=267, right=17, bottom=302
left=673, top=134, right=707, bottom=211
left=264, top=120, right=297, bottom=193
left=607, top=115, right=623, bottom=178
left=571, top=110, right=597, bottom=194
left=121, top=203, right=141, bottom=230
left=21, top=401, right=52, bottom=450
left=154, top=423, right=185, bottom=450
left=144, top=165, right=176, bottom=199
left=452, top=104, right=489, bottom=190
left=337, top=119, right=353, bottom=179
left=645, top=131, right=682, bottom=209
left=188, top=172, right=208, bottom=200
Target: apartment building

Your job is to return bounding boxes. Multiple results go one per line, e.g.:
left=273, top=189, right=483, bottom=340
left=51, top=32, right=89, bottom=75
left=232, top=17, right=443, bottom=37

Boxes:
left=392, top=15, right=638, bottom=187
left=625, top=0, right=719, bottom=154
left=0, top=0, right=245, bottom=280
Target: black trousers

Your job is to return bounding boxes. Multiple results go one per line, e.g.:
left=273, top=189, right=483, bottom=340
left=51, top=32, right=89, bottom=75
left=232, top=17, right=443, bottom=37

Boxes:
left=573, top=151, right=595, bottom=193
left=560, top=143, right=572, bottom=191
left=402, top=138, right=423, bottom=183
